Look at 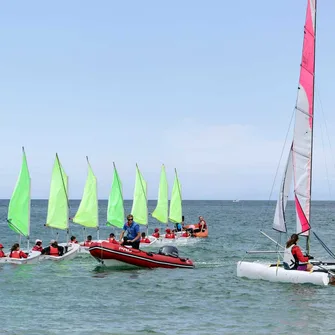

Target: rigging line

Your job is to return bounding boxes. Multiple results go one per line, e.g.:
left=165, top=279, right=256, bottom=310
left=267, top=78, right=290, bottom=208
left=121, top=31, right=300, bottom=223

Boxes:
left=313, top=231, right=335, bottom=260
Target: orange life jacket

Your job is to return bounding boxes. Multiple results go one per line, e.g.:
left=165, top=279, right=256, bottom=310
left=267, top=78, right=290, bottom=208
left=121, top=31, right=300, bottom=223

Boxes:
left=152, top=232, right=160, bottom=238
left=49, top=246, right=59, bottom=256
left=182, top=232, right=189, bottom=237
left=32, top=245, right=43, bottom=252
left=10, top=250, right=21, bottom=258
left=83, top=241, right=92, bottom=246
left=140, top=238, right=150, bottom=243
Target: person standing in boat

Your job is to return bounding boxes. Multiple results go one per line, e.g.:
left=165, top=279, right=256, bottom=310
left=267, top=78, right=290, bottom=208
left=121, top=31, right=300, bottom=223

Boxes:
left=119, top=214, right=141, bottom=249
left=283, top=234, right=313, bottom=271
left=32, top=239, right=43, bottom=252
left=41, top=240, right=64, bottom=256
left=0, top=244, right=6, bottom=257
left=9, top=243, right=27, bottom=259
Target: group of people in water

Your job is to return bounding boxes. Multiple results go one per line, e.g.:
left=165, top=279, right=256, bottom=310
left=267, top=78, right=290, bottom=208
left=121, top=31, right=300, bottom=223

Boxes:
left=0, top=215, right=208, bottom=258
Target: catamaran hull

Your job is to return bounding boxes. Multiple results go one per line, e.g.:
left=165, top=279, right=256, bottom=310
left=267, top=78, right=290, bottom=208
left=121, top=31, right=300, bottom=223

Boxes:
left=237, top=261, right=330, bottom=286
left=0, top=251, right=41, bottom=265
left=89, top=242, right=194, bottom=269
left=40, top=243, right=80, bottom=262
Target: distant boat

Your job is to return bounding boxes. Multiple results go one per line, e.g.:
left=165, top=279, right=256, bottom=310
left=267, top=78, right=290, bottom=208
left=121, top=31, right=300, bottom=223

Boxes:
left=233, top=199, right=240, bottom=203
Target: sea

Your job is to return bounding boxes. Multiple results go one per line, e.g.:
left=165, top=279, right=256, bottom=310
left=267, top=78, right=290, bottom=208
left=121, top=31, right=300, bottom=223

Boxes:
left=1, top=200, right=335, bottom=335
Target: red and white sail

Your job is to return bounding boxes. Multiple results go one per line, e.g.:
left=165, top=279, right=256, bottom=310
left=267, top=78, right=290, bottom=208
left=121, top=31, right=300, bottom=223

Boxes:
left=292, top=0, right=316, bottom=235
left=273, top=146, right=293, bottom=233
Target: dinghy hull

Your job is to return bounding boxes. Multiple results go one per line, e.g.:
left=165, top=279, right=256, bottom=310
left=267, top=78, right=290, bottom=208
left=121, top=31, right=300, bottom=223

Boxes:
left=41, top=243, right=80, bottom=261
left=237, top=261, right=330, bottom=286
left=0, top=251, right=41, bottom=265
left=89, top=242, right=194, bottom=269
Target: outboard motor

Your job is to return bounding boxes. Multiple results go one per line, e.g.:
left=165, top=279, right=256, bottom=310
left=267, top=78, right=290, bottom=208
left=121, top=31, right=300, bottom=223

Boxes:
left=158, top=245, right=179, bottom=258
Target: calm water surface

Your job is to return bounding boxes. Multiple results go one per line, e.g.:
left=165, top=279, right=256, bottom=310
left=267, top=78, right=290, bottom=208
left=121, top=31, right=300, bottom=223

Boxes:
left=1, top=200, right=335, bottom=334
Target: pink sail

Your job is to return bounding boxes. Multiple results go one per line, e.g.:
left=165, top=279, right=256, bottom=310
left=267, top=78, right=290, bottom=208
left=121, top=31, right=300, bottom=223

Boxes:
left=292, top=0, right=316, bottom=235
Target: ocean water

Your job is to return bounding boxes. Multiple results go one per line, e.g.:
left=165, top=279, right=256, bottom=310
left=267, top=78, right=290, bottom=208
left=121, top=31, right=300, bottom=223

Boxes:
left=1, top=200, right=335, bottom=335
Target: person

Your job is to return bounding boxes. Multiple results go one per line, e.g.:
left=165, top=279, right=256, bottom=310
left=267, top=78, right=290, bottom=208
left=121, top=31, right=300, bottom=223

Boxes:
left=81, top=235, right=93, bottom=247
left=108, top=233, right=119, bottom=244
left=181, top=230, right=190, bottom=237
left=41, top=240, right=64, bottom=257
left=69, top=236, right=78, bottom=244
left=194, top=216, right=207, bottom=233
left=9, top=243, right=27, bottom=259
left=119, top=214, right=141, bottom=249
left=32, top=239, right=43, bottom=252
left=283, top=234, right=313, bottom=271
left=140, top=232, right=151, bottom=244
left=0, top=244, right=6, bottom=257
left=152, top=228, right=160, bottom=238
left=174, top=222, right=182, bottom=232
left=165, top=228, right=175, bottom=239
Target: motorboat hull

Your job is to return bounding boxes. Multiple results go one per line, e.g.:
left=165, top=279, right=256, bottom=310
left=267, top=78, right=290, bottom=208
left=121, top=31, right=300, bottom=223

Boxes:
left=89, top=242, right=194, bottom=269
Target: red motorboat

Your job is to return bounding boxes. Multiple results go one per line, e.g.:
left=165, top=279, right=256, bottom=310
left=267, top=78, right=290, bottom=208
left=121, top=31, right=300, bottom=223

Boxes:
left=89, top=242, right=194, bottom=269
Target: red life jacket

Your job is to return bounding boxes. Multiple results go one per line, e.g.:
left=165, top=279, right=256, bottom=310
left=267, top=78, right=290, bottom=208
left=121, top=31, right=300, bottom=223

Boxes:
left=152, top=232, right=160, bottom=238
left=83, top=241, right=92, bottom=246
left=0, top=250, right=6, bottom=257
left=181, top=232, right=189, bottom=237
left=140, top=238, right=150, bottom=243
left=49, top=246, right=59, bottom=256
left=32, top=245, right=43, bottom=252
left=10, top=250, right=21, bottom=258
left=108, top=238, right=119, bottom=244
left=165, top=233, right=175, bottom=239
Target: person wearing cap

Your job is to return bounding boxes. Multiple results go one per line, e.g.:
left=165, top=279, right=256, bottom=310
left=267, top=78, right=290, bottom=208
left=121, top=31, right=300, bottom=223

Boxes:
left=165, top=228, right=175, bottom=239
left=32, top=239, right=43, bottom=252
left=108, top=233, right=119, bottom=244
left=152, top=228, right=160, bottom=238
left=0, top=243, right=6, bottom=257
left=41, top=240, right=64, bottom=256
left=119, top=214, right=141, bottom=249
left=9, top=243, right=28, bottom=259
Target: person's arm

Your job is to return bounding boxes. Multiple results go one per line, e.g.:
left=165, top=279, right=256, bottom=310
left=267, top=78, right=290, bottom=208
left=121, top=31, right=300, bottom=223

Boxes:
left=131, top=225, right=141, bottom=242
left=20, top=251, right=28, bottom=259
left=293, top=246, right=309, bottom=262
left=58, top=246, right=64, bottom=256
left=119, top=225, right=126, bottom=242
left=41, top=246, right=49, bottom=255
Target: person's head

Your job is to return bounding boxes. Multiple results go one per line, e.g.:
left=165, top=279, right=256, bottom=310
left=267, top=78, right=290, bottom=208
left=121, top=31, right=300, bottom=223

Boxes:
left=166, top=228, right=171, bottom=233
left=154, top=228, right=159, bottom=233
left=141, top=232, right=146, bottom=238
left=87, top=235, right=92, bottom=241
left=109, top=233, right=115, bottom=239
left=127, top=214, right=134, bottom=224
left=286, top=234, right=299, bottom=248
left=11, top=243, right=19, bottom=252
left=35, top=239, right=42, bottom=246
left=0, top=243, right=3, bottom=249
left=199, top=216, right=204, bottom=221
left=50, top=239, right=58, bottom=247
left=70, top=236, right=76, bottom=242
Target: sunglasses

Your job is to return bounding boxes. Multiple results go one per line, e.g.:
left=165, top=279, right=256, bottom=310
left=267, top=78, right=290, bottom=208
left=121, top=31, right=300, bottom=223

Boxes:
left=128, top=218, right=133, bottom=221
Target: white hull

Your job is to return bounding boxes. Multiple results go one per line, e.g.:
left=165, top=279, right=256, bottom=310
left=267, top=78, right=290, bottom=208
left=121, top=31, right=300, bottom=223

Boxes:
left=40, top=243, right=80, bottom=261
left=237, top=261, right=330, bottom=286
left=139, top=236, right=157, bottom=248
left=0, top=251, right=41, bottom=265
left=157, top=235, right=198, bottom=245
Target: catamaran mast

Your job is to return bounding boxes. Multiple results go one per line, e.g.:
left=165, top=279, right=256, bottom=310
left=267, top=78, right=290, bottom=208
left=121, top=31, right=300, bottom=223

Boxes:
left=307, top=0, right=317, bottom=254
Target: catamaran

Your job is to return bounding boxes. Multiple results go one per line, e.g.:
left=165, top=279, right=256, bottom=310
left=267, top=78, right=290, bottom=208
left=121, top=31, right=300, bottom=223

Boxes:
left=1, top=148, right=41, bottom=264
left=72, top=157, right=99, bottom=252
left=237, top=0, right=335, bottom=286
left=42, top=154, right=79, bottom=261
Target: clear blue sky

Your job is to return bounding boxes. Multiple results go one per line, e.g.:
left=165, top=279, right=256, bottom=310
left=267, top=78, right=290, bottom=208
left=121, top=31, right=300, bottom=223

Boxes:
left=0, top=0, right=335, bottom=200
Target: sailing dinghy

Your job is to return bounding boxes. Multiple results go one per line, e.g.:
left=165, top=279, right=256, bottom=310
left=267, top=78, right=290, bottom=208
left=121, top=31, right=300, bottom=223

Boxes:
left=1, top=148, right=41, bottom=264
left=42, top=154, right=79, bottom=261
left=237, top=0, right=335, bottom=286
left=73, top=157, right=100, bottom=253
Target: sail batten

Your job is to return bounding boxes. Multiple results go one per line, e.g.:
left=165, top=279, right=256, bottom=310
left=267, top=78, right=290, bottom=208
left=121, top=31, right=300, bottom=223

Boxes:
left=152, top=165, right=168, bottom=224
left=292, top=0, right=316, bottom=235
left=107, top=163, right=125, bottom=228
left=72, top=157, right=98, bottom=228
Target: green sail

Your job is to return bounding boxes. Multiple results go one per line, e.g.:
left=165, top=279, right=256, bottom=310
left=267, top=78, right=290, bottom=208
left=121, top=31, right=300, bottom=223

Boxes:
left=7, top=148, right=31, bottom=237
left=46, top=154, right=69, bottom=230
left=131, top=164, right=148, bottom=225
left=152, top=164, right=168, bottom=224
left=169, top=169, right=182, bottom=223
left=106, top=163, right=124, bottom=228
left=72, top=158, right=98, bottom=228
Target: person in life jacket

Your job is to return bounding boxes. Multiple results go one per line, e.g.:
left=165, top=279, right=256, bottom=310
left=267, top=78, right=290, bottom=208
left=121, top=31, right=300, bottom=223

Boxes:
left=32, top=239, right=43, bottom=252
left=9, top=243, right=28, bottom=259
left=194, top=216, right=207, bottom=233
left=140, top=232, right=151, bottom=243
left=165, top=228, right=175, bottom=239
left=41, top=240, right=64, bottom=257
left=108, top=233, right=119, bottom=244
left=181, top=231, right=190, bottom=238
left=69, top=236, right=78, bottom=244
left=283, top=234, right=313, bottom=271
left=152, top=228, right=160, bottom=238
left=81, top=235, right=93, bottom=247
left=0, top=243, right=6, bottom=257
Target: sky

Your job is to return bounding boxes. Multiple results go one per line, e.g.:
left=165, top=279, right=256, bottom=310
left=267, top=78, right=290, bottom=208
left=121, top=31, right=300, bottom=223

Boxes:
left=0, top=0, right=335, bottom=200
